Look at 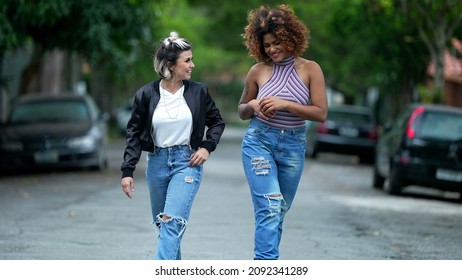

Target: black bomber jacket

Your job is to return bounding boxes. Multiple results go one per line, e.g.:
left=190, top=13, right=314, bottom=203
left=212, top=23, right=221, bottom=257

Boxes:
left=121, top=79, right=225, bottom=178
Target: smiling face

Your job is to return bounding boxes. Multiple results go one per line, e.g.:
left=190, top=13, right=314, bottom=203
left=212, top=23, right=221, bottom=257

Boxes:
left=263, top=33, right=291, bottom=63
left=171, top=50, right=195, bottom=80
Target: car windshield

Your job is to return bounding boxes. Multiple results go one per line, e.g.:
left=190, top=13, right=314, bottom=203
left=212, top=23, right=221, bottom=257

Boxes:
left=9, top=101, right=90, bottom=124
left=418, top=112, right=462, bottom=141
left=328, top=110, right=371, bottom=124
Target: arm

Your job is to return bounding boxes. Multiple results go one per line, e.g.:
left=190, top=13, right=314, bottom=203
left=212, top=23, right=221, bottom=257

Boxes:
left=120, top=90, right=145, bottom=199
left=238, top=65, right=263, bottom=120
left=120, top=93, right=143, bottom=178
left=200, top=85, right=225, bottom=153
left=190, top=84, right=225, bottom=166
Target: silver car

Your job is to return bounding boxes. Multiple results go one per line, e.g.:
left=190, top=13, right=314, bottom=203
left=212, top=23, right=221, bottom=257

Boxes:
left=0, top=94, right=109, bottom=173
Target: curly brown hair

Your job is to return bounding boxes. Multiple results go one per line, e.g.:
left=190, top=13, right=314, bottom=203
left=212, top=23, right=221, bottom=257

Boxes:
left=242, top=4, right=310, bottom=62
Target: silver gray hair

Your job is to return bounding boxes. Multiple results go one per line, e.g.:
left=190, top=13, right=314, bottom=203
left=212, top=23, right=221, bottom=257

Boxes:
left=153, top=31, right=192, bottom=79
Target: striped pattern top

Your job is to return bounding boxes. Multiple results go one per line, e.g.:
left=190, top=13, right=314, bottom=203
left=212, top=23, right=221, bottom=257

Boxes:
left=256, top=57, right=310, bottom=129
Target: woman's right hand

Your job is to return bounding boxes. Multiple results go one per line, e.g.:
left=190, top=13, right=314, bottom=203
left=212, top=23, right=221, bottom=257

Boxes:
left=121, top=177, right=135, bottom=199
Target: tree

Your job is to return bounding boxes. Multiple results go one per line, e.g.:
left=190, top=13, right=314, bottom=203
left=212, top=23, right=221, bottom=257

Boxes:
left=1, top=0, right=152, bottom=96
left=323, top=0, right=430, bottom=120
left=400, top=0, right=462, bottom=103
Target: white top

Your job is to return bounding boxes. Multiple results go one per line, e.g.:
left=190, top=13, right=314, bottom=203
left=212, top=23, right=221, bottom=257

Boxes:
left=152, top=84, right=192, bottom=147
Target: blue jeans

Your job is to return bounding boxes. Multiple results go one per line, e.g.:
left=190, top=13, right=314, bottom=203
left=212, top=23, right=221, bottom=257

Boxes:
left=241, top=118, right=307, bottom=260
left=145, top=145, right=202, bottom=260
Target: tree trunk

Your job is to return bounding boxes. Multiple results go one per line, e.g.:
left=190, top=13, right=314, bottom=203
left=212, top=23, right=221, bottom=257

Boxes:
left=89, top=63, right=113, bottom=114
left=432, top=23, right=447, bottom=103
left=40, top=49, right=64, bottom=95
left=18, top=44, right=43, bottom=95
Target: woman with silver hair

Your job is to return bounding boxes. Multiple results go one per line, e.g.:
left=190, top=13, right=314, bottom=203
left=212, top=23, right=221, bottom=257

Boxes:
left=121, top=32, right=225, bottom=260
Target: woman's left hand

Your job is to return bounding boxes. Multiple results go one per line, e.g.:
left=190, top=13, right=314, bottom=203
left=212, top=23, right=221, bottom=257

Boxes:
left=189, top=148, right=209, bottom=166
left=259, top=96, right=287, bottom=118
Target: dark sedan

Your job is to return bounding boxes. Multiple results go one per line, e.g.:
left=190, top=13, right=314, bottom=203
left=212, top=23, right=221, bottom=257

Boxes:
left=306, top=105, right=378, bottom=163
left=373, top=103, right=462, bottom=198
left=0, top=94, right=109, bottom=173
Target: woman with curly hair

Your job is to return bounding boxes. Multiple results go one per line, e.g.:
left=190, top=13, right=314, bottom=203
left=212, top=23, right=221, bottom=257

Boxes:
left=238, top=4, right=327, bottom=259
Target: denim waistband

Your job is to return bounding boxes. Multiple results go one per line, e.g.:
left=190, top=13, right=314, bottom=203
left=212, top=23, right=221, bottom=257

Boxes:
left=154, top=144, right=191, bottom=150
left=249, top=118, right=306, bottom=135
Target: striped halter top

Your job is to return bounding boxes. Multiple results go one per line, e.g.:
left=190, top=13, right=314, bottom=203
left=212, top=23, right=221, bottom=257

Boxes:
left=256, top=56, right=310, bottom=129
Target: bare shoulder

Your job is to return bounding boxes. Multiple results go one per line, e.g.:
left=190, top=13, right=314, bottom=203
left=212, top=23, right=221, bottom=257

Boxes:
left=295, top=57, right=324, bottom=83
left=248, top=62, right=271, bottom=74
left=247, top=62, right=273, bottom=85
left=296, top=57, right=322, bottom=73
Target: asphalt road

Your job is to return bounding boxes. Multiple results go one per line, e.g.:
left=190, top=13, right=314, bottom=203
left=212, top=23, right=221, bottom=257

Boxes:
left=1, top=126, right=462, bottom=260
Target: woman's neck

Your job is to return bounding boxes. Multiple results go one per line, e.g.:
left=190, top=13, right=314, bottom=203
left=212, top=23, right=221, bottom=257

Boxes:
left=161, top=79, right=183, bottom=93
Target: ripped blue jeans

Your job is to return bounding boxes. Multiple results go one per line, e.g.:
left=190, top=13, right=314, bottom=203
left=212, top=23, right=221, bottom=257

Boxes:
left=146, top=145, right=202, bottom=260
left=242, top=118, right=306, bottom=260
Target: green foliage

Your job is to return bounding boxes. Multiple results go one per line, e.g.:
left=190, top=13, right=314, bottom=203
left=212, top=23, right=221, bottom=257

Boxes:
left=2, top=0, right=152, bottom=72
left=187, top=0, right=284, bottom=50
left=417, top=84, right=443, bottom=104
left=324, top=0, right=428, bottom=98
left=401, top=0, right=462, bottom=95
left=2, top=0, right=460, bottom=117
left=0, top=2, right=20, bottom=52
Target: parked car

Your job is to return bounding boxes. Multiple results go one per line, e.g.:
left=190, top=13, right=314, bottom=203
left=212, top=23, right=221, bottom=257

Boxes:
left=306, top=105, right=378, bottom=163
left=0, top=94, right=109, bottom=173
left=115, top=98, right=133, bottom=134
left=373, top=103, right=462, bottom=198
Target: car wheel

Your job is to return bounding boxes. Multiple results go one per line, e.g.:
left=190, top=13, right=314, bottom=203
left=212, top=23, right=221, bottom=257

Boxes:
left=306, top=145, right=318, bottom=159
left=311, top=148, right=319, bottom=159
left=99, top=157, right=108, bottom=170
left=372, top=166, right=385, bottom=189
left=91, top=151, right=108, bottom=171
left=387, top=165, right=403, bottom=195
left=359, top=154, right=374, bottom=164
